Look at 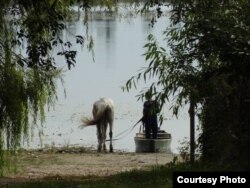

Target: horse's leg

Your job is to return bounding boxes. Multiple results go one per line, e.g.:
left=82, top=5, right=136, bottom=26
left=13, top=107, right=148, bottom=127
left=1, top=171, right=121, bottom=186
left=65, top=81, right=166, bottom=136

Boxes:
left=109, top=120, right=114, bottom=153
left=108, top=107, right=114, bottom=153
left=97, top=124, right=102, bottom=152
left=102, top=123, right=108, bottom=152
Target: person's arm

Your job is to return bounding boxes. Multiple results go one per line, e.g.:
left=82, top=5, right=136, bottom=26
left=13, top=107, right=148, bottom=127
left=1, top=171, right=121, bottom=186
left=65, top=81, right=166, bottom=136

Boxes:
left=154, top=101, right=160, bottom=114
left=142, top=106, right=147, bottom=123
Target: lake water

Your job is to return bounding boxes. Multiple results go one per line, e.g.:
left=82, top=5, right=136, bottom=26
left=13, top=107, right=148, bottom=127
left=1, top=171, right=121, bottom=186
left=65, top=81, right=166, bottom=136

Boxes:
left=24, top=7, right=192, bottom=154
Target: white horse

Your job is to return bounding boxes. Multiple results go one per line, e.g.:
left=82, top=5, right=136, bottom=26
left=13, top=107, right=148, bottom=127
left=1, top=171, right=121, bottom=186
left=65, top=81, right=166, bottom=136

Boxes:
left=80, top=98, right=114, bottom=152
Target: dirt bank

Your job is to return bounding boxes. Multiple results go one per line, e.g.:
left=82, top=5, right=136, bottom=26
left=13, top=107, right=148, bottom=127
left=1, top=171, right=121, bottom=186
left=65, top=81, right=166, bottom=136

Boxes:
left=0, top=148, right=178, bottom=185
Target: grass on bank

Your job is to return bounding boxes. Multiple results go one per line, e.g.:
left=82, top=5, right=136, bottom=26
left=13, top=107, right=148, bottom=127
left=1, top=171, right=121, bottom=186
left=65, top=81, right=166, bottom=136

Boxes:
left=3, top=165, right=174, bottom=188
left=3, top=158, right=220, bottom=188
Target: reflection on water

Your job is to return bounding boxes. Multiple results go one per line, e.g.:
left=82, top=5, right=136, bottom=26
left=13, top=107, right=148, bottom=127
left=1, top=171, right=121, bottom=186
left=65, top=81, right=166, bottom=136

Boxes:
left=24, top=8, right=192, bottom=154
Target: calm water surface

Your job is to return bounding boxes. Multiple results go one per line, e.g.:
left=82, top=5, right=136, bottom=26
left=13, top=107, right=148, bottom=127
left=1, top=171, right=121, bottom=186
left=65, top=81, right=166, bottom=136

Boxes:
left=24, top=9, right=192, bottom=154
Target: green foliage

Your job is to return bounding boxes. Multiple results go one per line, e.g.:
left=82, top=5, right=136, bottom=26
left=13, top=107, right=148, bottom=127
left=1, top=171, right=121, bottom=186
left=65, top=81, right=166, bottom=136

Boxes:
left=123, top=0, right=250, bottom=169
left=0, top=34, right=61, bottom=174
left=0, top=0, right=73, bottom=171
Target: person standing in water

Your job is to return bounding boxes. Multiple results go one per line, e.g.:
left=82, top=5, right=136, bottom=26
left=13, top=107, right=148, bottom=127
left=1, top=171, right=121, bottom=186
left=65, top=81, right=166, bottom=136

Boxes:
left=142, top=91, right=160, bottom=139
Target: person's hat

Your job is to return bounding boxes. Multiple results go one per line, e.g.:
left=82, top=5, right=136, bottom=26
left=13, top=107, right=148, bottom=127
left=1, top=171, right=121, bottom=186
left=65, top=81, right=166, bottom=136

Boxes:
left=145, top=91, right=152, bottom=100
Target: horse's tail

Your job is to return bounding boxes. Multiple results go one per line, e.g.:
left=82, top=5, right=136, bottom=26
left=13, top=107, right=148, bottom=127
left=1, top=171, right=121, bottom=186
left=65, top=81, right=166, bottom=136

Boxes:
left=78, top=117, right=96, bottom=129
left=79, top=117, right=97, bottom=128
left=80, top=107, right=107, bottom=128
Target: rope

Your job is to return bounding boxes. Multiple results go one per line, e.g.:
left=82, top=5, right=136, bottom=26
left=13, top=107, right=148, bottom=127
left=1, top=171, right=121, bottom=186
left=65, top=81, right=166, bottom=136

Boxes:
left=106, top=118, right=142, bottom=142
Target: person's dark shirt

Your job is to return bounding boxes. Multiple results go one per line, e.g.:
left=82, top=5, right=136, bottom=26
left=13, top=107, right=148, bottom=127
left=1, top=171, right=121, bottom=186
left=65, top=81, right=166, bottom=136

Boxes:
left=143, top=100, right=159, bottom=122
